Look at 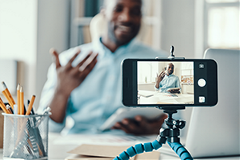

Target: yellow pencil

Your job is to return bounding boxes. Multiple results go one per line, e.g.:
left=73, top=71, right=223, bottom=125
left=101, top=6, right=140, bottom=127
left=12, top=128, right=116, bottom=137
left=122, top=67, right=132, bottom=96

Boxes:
left=1, top=81, right=15, bottom=110
left=26, top=95, right=35, bottom=115
left=0, top=97, right=10, bottom=114
left=17, top=84, right=20, bottom=114
left=20, top=87, right=24, bottom=115
left=0, top=104, right=10, bottom=114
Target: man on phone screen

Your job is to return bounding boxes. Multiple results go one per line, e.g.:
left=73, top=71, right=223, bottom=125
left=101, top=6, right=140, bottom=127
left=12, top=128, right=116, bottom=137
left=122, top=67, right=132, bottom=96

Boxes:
left=155, top=63, right=181, bottom=93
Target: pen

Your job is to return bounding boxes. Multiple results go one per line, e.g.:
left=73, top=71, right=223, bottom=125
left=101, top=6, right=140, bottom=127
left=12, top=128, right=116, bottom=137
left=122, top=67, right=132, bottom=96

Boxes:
left=2, top=81, right=15, bottom=110
left=26, top=95, right=36, bottom=115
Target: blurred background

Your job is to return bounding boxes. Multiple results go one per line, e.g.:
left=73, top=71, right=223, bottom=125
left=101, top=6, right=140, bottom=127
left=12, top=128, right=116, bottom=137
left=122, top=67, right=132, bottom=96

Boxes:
left=0, top=0, right=239, bottom=108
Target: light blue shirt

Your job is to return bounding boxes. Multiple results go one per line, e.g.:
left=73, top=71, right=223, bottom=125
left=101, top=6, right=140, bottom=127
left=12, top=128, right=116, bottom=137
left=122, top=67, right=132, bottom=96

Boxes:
left=38, top=38, right=167, bottom=134
left=156, top=74, right=181, bottom=93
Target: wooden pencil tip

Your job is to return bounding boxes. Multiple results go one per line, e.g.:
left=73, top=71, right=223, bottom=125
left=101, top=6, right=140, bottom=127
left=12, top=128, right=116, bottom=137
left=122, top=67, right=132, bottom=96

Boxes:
left=20, top=86, right=23, bottom=92
left=17, top=84, right=20, bottom=90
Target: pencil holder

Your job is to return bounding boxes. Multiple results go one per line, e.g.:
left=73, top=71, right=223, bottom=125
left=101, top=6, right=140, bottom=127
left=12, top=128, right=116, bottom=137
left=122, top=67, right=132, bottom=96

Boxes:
left=2, top=113, right=50, bottom=160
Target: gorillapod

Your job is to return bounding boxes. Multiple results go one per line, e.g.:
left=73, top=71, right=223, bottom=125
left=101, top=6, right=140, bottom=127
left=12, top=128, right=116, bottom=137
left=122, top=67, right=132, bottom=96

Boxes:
left=114, top=46, right=193, bottom=160
left=113, top=106, right=193, bottom=160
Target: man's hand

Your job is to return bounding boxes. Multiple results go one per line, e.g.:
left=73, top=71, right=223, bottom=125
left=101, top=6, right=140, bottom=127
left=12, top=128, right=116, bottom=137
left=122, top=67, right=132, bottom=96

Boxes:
left=49, top=48, right=98, bottom=123
left=112, top=114, right=168, bottom=135
left=155, top=71, right=166, bottom=89
left=51, top=49, right=98, bottom=97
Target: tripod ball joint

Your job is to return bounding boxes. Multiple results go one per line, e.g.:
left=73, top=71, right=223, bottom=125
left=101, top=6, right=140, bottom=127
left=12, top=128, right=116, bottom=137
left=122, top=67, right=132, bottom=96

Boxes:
left=166, top=119, right=186, bottom=129
left=175, top=120, right=186, bottom=129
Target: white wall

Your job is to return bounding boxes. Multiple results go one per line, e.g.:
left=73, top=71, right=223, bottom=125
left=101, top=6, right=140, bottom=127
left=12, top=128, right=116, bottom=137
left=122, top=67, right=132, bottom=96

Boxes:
left=0, top=0, right=70, bottom=108
left=36, top=0, right=70, bottom=107
left=160, top=0, right=196, bottom=58
left=0, top=0, right=38, bottom=97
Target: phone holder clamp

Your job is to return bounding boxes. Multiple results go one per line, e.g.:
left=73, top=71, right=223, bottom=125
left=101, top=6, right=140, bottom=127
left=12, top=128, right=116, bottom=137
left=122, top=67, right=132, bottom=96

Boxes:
left=168, top=46, right=176, bottom=59
left=155, top=46, right=185, bottom=60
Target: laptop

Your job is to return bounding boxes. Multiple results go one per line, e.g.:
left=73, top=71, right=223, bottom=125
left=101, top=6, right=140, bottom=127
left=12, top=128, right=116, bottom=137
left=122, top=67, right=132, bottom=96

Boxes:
left=161, top=49, right=240, bottom=158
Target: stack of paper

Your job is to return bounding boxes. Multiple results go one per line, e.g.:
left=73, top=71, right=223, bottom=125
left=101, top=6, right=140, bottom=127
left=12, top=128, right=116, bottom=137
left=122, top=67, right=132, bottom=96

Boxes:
left=65, top=144, right=160, bottom=160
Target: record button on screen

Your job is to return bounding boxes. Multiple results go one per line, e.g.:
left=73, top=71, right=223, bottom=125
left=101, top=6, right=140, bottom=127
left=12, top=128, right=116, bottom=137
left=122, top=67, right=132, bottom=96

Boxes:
left=198, top=78, right=206, bottom=87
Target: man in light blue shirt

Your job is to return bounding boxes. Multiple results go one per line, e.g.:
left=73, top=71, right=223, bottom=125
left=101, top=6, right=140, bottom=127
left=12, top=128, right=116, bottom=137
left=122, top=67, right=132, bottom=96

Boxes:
left=155, top=63, right=181, bottom=93
left=38, top=0, right=168, bottom=135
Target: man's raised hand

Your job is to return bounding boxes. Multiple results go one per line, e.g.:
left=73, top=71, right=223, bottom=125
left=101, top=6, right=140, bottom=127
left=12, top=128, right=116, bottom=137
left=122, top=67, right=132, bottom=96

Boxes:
left=50, top=48, right=98, bottom=97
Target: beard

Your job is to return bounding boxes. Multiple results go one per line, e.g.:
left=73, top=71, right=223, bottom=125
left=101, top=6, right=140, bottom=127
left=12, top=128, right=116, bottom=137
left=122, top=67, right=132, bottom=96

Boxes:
left=107, top=21, right=140, bottom=46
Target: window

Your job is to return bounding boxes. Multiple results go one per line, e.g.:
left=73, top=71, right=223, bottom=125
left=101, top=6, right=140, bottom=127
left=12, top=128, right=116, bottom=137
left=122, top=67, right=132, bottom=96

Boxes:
left=204, top=0, right=239, bottom=49
left=138, top=62, right=158, bottom=84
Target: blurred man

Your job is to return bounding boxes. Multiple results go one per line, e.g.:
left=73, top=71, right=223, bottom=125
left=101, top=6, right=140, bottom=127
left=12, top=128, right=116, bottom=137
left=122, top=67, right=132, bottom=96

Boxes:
left=39, top=0, right=167, bottom=135
left=155, top=63, right=181, bottom=93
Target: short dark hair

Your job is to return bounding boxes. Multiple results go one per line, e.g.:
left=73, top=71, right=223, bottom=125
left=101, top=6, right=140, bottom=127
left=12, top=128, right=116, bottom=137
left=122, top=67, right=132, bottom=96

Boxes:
left=103, top=0, right=142, bottom=8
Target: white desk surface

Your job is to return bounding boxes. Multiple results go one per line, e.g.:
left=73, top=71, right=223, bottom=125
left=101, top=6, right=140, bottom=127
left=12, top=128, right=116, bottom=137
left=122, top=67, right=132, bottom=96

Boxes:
left=0, top=133, right=239, bottom=160
left=138, top=90, right=194, bottom=104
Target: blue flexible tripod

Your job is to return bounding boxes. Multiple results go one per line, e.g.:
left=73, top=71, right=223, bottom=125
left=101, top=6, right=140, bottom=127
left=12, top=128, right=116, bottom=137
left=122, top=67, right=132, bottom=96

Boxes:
left=114, top=107, right=193, bottom=160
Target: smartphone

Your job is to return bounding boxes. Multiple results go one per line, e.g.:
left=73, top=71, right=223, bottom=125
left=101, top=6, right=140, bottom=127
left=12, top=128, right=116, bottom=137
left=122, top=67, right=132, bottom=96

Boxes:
left=122, top=59, right=218, bottom=107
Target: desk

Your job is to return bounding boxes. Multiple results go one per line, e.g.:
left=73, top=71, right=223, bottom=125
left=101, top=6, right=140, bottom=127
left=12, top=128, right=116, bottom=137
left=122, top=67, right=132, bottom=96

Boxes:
left=0, top=133, right=239, bottom=160
left=138, top=90, right=194, bottom=104
left=48, top=133, right=240, bottom=160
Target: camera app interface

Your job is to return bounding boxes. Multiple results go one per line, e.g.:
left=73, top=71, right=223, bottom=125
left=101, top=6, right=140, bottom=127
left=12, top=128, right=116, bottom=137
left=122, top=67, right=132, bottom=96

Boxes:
left=137, top=61, right=194, bottom=104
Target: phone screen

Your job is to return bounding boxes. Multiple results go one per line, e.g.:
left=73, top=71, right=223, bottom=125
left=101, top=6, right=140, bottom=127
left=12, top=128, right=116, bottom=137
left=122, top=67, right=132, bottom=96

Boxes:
left=122, top=59, right=217, bottom=107
left=137, top=61, right=194, bottom=105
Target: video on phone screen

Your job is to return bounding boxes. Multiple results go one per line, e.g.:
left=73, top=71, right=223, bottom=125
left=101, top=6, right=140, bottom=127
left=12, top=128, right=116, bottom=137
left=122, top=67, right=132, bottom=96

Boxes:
left=137, top=61, right=194, bottom=104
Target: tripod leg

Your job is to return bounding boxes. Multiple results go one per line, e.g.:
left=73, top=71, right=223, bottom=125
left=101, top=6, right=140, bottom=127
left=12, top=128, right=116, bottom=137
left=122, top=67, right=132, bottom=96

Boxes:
left=113, top=140, right=163, bottom=160
left=167, top=141, right=193, bottom=160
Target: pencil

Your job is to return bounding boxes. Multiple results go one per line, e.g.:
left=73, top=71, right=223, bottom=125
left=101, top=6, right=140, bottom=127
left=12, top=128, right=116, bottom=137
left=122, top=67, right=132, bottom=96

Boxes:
left=27, top=100, right=35, bottom=114
left=6, top=104, right=13, bottom=114
left=0, top=97, right=10, bottom=114
left=26, top=95, right=35, bottom=115
left=17, top=84, right=20, bottom=114
left=1, top=81, right=15, bottom=110
left=20, top=87, right=24, bottom=115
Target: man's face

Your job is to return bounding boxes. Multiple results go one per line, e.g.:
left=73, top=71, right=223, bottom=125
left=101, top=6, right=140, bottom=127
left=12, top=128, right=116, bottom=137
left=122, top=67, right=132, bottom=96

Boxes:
left=104, top=0, right=142, bottom=45
left=167, top=63, right=174, bottom=75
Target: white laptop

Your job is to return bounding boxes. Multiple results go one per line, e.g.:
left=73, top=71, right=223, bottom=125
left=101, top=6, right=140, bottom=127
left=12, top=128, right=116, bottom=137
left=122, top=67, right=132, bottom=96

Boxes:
left=161, top=49, right=240, bottom=158
left=185, top=48, right=240, bottom=158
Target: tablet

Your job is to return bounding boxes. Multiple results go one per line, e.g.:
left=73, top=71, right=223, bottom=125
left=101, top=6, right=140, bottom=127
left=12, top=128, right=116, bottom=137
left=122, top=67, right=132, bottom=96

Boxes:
left=166, top=88, right=180, bottom=92
left=99, top=107, right=163, bottom=131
